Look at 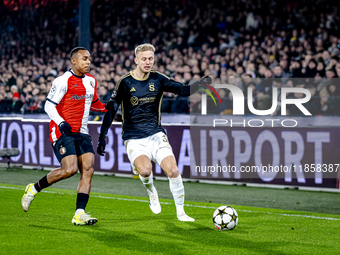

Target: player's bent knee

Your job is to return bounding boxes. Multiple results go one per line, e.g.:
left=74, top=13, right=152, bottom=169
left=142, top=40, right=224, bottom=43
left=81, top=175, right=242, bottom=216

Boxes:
left=63, top=165, right=78, bottom=178
left=137, top=167, right=152, bottom=177
left=167, top=168, right=179, bottom=178
left=134, top=158, right=152, bottom=177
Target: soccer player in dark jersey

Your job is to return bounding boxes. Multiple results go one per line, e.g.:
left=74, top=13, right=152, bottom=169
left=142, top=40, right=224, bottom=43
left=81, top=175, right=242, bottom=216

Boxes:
left=97, top=43, right=211, bottom=221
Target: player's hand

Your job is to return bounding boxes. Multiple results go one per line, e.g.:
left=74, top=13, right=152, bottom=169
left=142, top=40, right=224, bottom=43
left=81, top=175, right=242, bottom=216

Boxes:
left=97, top=135, right=106, bottom=156
left=59, top=121, right=72, bottom=136
left=199, top=76, right=212, bottom=86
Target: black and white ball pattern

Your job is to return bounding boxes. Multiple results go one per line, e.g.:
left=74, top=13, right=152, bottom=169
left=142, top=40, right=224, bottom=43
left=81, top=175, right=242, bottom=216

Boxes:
left=213, top=206, right=238, bottom=231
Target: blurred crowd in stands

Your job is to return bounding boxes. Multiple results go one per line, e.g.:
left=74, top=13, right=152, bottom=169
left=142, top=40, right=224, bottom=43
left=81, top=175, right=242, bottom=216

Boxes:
left=1, top=0, right=340, bottom=116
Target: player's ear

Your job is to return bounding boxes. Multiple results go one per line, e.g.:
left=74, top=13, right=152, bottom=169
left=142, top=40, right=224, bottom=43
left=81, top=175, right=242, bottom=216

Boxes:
left=71, top=57, right=76, bottom=65
left=134, top=57, right=138, bottom=65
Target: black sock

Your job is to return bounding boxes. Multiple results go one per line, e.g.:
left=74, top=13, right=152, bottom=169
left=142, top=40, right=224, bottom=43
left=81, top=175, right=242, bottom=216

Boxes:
left=76, top=193, right=89, bottom=211
left=34, top=176, right=50, bottom=192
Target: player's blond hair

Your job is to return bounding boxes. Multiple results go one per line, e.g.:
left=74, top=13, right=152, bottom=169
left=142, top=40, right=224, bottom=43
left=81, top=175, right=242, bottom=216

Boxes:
left=135, top=43, right=155, bottom=57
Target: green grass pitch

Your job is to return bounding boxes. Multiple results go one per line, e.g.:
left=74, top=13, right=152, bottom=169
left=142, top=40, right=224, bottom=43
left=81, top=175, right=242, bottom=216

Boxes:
left=0, top=168, right=340, bottom=254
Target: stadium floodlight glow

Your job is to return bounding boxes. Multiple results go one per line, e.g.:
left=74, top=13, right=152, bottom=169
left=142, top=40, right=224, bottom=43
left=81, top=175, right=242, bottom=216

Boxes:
left=200, top=84, right=312, bottom=116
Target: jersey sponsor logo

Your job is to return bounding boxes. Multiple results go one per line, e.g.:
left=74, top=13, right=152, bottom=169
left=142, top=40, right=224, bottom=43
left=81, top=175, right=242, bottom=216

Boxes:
left=130, top=96, right=139, bottom=105
left=130, top=87, right=136, bottom=92
left=70, top=94, right=94, bottom=100
left=138, top=97, right=156, bottom=104
left=90, top=81, right=95, bottom=88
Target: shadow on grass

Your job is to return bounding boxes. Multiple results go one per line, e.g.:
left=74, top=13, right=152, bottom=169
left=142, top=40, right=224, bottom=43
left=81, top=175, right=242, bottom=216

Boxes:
left=28, top=211, right=330, bottom=255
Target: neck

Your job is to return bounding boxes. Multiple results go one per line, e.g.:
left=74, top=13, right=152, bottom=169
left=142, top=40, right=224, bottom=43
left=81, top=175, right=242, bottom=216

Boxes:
left=133, top=68, right=149, bottom=80
left=72, top=68, right=84, bottom=77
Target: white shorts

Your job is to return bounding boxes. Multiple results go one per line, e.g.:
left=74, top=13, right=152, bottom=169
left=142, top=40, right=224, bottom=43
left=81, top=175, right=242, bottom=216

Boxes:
left=124, top=132, right=174, bottom=175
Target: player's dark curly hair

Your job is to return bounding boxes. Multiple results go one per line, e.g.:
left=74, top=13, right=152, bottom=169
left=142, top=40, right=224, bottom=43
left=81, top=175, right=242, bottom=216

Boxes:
left=70, top=47, right=89, bottom=59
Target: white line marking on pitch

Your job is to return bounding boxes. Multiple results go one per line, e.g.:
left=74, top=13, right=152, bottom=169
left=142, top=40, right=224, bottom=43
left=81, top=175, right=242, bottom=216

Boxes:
left=2, top=185, right=340, bottom=221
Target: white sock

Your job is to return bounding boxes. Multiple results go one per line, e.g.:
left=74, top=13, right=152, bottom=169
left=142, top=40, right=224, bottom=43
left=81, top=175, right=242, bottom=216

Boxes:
left=75, top=209, right=85, bottom=216
left=30, top=185, right=38, bottom=194
left=169, top=175, right=185, bottom=215
left=139, top=172, right=155, bottom=194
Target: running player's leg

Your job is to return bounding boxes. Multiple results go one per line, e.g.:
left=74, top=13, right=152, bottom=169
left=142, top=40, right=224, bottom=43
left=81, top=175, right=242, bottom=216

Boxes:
left=160, top=155, right=194, bottom=222
left=22, top=135, right=78, bottom=212
left=46, top=155, right=79, bottom=183
left=77, top=152, right=94, bottom=194
left=71, top=134, right=98, bottom=225
left=72, top=152, right=97, bottom=225
left=134, top=155, right=161, bottom=214
left=153, top=132, right=194, bottom=222
left=126, top=137, right=161, bottom=214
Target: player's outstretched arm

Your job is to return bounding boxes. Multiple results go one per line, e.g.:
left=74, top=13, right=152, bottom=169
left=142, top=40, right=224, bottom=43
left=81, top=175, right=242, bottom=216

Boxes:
left=90, top=99, right=107, bottom=112
left=97, top=90, right=119, bottom=156
left=178, top=76, right=212, bottom=97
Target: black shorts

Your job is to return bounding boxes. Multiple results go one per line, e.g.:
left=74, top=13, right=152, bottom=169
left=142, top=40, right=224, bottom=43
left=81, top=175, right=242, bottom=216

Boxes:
left=52, top=133, right=94, bottom=163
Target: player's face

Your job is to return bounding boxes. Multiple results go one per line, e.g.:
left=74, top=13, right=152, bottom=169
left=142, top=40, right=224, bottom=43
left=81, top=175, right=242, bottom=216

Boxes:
left=72, top=50, right=91, bottom=75
left=135, top=51, right=154, bottom=73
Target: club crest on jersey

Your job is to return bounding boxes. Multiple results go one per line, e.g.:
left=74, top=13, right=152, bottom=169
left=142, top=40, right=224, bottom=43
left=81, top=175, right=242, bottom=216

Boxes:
left=90, top=81, right=95, bottom=88
left=59, top=146, right=66, bottom=155
left=130, top=96, right=139, bottom=105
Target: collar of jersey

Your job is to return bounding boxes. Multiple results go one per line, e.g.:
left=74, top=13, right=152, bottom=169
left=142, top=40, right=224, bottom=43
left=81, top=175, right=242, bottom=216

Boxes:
left=69, top=69, right=85, bottom=78
left=130, top=70, right=150, bottom=81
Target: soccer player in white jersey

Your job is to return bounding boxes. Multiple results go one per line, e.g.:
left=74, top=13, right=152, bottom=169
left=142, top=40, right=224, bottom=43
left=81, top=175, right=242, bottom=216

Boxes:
left=21, top=47, right=107, bottom=225
left=97, top=43, right=211, bottom=221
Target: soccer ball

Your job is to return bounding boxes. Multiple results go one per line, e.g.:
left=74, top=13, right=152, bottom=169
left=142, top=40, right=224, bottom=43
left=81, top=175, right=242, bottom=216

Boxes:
left=212, top=206, right=238, bottom=231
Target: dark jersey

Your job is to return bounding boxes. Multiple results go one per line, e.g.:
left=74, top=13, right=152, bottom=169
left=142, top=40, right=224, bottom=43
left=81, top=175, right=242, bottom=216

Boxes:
left=114, top=71, right=183, bottom=140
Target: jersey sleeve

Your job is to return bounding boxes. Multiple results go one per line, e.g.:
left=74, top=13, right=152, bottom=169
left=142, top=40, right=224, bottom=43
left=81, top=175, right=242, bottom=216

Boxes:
left=91, top=99, right=107, bottom=112
left=44, top=99, right=65, bottom=125
left=98, top=80, right=124, bottom=138
left=46, top=76, right=68, bottom=105
left=113, top=78, right=124, bottom=106
left=157, top=72, right=183, bottom=94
